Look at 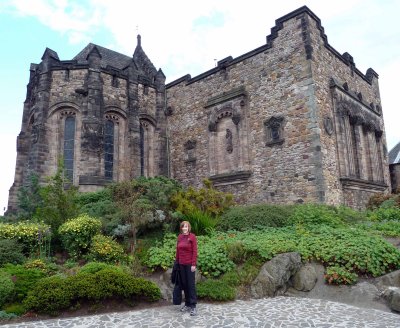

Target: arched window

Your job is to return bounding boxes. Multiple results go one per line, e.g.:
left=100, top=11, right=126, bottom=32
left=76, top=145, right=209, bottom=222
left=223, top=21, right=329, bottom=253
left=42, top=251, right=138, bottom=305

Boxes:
left=104, top=120, right=114, bottom=179
left=64, top=116, right=75, bottom=181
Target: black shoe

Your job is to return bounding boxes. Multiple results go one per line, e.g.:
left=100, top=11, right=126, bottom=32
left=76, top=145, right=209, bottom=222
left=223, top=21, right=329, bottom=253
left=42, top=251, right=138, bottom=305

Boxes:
left=180, top=305, right=190, bottom=312
left=190, top=307, right=197, bottom=316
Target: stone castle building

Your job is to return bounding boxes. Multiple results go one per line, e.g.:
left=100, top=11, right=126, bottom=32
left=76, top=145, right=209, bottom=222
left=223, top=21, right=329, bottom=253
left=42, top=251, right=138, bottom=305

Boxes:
left=8, top=6, right=390, bottom=211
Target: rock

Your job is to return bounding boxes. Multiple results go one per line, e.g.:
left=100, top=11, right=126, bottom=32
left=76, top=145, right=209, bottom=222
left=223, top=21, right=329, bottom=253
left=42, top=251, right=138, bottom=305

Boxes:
left=250, top=252, right=301, bottom=298
left=382, top=287, right=400, bottom=312
left=291, top=263, right=317, bottom=291
left=375, top=269, right=400, bottom=288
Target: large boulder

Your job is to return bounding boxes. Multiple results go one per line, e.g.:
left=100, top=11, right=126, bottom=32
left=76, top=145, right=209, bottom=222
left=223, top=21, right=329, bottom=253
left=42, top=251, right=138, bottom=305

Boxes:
left=250, top=252, right=301, bottom=298
left=375, top=269, right=400, bottom=288
left=291, top=263, right=317, bottom=291
left=382, top=287, right=400, bottom=312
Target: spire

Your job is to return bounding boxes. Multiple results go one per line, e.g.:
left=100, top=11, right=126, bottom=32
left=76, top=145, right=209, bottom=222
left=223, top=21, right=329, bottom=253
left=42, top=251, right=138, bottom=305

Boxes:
left=137, top=34, right=141, bottom=47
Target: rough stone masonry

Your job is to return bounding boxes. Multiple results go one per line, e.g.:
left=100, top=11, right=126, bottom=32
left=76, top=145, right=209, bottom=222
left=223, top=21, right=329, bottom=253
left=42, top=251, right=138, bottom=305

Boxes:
left=7, top=6, right=390, bottom=212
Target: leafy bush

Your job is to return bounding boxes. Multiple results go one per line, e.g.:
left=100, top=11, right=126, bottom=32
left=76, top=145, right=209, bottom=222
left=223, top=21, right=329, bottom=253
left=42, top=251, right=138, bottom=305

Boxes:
left=1, top=264, right=46, bottom=301
left=197, top=279, right=236, bottom=301
left=225, top=241, right=248, bottom=264
left=367, top=192, right=399, bottom=210
left=0, top=310, right=18, bottom=320
left=324, top=266, right=358, bottom=285
left=0, top=271, right=14, bottom=307
left=217, top=204, right=294, bottom=231
left=183, top=209, right=218, bottom=235
left=79, top=262, right=126, bottom=274
left=367, top=207, right=400, bottom=222
left=24, top=269, right=161, bottom=314
left=171, top=179, right=234, bottom=217
left=23, top=275, right=73, bottom=314
left=88, top=235, right=126, bottom=263
left=58, top=214, right=102, bottom=258
left=289, top=204, right=345, bottom=227
left=0, top=239, right=25, bottom=266
left=357, top=221, right=400, bottom=237
left=3, top=303, right=26, bottom=316
left=0, top=222, right=51, bottom=256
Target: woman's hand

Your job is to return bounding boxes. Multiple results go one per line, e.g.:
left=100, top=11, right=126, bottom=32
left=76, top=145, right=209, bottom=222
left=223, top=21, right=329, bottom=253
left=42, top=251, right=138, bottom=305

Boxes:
left=191, top=266, right=196, bottom=272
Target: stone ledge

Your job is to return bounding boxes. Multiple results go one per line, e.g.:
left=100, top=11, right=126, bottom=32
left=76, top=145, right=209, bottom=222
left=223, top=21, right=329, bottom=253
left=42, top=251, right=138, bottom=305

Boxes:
left=340, top=177, right=388, bottom=191
left=209, top=170, right=252, bottom=186
left=79, top=175, right=110, bottom=186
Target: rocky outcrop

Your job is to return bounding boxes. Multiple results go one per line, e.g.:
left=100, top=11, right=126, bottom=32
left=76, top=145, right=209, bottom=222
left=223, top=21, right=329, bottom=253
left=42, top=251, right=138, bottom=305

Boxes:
left=291, top=262, right=317, bottom=291
left=250, top=252, right=301, bottom=298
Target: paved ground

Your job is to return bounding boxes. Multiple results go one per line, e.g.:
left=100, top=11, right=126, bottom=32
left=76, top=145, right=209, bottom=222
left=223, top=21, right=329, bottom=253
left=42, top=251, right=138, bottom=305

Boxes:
left=1, top=297, right=399, bottom=328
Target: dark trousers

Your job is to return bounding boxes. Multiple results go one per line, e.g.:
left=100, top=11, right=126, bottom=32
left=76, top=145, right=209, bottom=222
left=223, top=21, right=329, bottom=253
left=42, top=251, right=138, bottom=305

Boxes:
left=179, top=264, right=197, bottom=308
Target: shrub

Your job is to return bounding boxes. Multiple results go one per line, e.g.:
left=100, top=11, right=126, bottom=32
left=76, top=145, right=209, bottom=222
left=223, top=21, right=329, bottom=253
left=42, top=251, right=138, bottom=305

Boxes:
left=1, top=264, right=46, bottom=301
left=197, top=279, right=236, bottom=301
left=88, top=235, right=126, bottom=263
left=58, top=214, right=102, bottom=258
left=0, top=239, right=25, bottom=266
left=79, top=262, right=126, bottom=274
left=289, top=204, right=345, bottom=227
left=367, top=207, right=400, bottom=222
left=367, top=193, right=397, bottom=210
left=24, top=269, right=161, bottom=314
left=0, top=222, right=51, bottom=256
left=0, top=310, right=18, bottom=320
left=324, top=266, right=358, bottom=285
left=225, top=241, right=248, bottom=264
left=3, top=303, right=26, bottom=316
left=23, top=275, right=73, bottom=314
left=183, top=209, right=218, bottom=235
left=0, top=272, right=14, bottom=307
left=217, top=204, right=294, bottom=231
left=171, top=179, right=234, bottom=217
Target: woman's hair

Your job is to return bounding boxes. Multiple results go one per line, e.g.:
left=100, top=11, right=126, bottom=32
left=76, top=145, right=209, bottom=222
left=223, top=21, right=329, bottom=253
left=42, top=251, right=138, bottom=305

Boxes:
left=180, top=221, right=191, bottom=233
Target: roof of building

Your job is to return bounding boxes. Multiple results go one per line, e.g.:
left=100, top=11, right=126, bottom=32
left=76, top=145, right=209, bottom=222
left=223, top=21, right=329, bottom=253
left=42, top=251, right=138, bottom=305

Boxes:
left=73, top=43, right=132, bottom=70
left=389, top=141, right=400, bottom=164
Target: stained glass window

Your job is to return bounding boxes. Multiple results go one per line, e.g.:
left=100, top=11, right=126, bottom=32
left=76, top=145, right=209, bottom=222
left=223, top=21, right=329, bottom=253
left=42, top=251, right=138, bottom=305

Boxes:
left=64, top=116, right=75, bottom=181
left=104, top=120, right=114, bottom=179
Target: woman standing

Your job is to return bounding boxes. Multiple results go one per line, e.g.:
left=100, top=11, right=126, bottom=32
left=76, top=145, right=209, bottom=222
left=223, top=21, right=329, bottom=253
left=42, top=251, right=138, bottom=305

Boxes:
left=175, top=221, right=198, bottom=316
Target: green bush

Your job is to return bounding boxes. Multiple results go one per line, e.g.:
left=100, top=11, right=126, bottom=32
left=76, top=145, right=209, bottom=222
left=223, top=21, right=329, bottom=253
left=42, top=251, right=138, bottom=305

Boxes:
left=289, top=204, right=345, bottom=227
left=0, top=222, right=51, bottom=256
left=171, top=179, right=234, bottom=217
left=367, top=207, right=400, bottom=222
left=58, top=214, right=102, bottom=258
left=3, top=303, right=26, bottom=316
left=217, top=204, right=294, bottom=231
left=23, top=275, right=73, bottom=314
left=0, top=271, right=14, bottom=307
left=88, top=235, right=126, bottom=263
left=24, top=269, right=161, bottom=314
left=183, top=209, right=218, bottom=235
left=1, top=264, right=46, bottom=302
left=23, top=259, right=58, bottom=275
left=79, top=262, right=126, bottom=274
left=197, top=279, right=236, bottom=301
left=324, top=266, right=358, bottom=285
left=0, top=239, right=25, bottom=266
left=357, top=221, right=400, bottom=237
left=0, top=310, right=18, bottom=320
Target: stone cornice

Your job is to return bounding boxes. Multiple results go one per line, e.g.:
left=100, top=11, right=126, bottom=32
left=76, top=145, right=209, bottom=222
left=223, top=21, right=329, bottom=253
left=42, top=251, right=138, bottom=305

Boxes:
left=340, top=177, right=387, bottom=191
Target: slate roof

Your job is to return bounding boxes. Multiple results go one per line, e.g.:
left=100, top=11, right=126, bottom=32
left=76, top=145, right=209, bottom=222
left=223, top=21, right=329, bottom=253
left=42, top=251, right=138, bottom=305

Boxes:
left=73, top=43, right=132, bottom=70
left=389, top=142, right=400, bottom=164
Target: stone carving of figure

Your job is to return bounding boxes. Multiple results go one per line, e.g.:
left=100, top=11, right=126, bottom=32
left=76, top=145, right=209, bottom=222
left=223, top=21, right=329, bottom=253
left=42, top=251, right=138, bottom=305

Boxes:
left=226, top=129, right=233, bottom=153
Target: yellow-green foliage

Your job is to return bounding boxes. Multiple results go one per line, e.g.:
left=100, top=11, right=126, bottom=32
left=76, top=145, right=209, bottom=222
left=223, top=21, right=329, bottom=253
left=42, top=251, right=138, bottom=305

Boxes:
left=0, top=222, right=51, bottom=254
left=58, top=214, right=102, bottom=258
left=171, top=179, right=234, bottom=217
left=88, top=235, right=125, bottom=263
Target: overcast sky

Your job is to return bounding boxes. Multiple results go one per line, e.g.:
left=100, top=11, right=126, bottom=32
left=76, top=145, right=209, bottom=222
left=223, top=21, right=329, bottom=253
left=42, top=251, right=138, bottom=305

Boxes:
left=0, top=0, right=399, bottom=215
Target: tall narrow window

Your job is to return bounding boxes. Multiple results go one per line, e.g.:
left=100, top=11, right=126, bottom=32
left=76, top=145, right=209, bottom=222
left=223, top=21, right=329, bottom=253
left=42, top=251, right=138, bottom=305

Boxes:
left=140, top=124, right=145, bottom=176
left=64, top=116, right=75, bottom=181
left=104, top=120, right=114, bottom=179
left=350, top=122, right=360, bottom=178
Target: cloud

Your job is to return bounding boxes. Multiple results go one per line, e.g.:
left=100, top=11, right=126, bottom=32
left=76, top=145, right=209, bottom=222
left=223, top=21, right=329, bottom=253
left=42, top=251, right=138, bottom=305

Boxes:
left=5, top=0, right=101, bottom=44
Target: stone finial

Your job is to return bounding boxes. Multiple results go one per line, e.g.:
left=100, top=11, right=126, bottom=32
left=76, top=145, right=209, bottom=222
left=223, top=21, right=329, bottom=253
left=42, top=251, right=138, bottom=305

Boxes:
left=137, top=34, right=141, bottom=47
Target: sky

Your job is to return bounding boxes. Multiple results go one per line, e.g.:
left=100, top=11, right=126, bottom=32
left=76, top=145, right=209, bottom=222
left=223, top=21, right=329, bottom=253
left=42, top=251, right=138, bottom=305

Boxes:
left=0, top=0, right=399, bottom=215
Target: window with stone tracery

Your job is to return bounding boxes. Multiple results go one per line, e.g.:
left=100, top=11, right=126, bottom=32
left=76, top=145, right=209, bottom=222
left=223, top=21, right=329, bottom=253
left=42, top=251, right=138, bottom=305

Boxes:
left=104, top=120, right=114, bottom=179
left=139, top=119, right=155, bottom=177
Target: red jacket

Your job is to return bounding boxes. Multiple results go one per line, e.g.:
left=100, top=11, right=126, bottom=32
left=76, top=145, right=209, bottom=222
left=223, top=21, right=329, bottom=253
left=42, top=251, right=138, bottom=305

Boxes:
left=176, top=233, right=198, bottom=266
